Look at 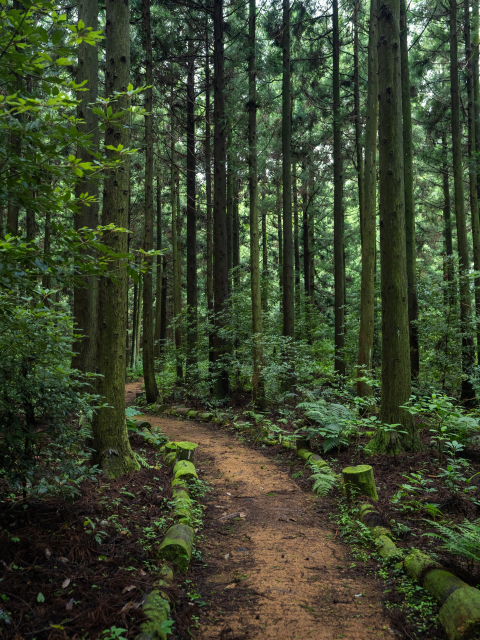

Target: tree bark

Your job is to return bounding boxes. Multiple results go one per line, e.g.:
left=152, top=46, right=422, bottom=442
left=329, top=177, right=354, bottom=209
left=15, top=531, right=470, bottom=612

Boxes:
left=154, top=173, right=163, bottom=360
left=213, top=0, right=230, bottom=397
left=282, top=0, right=295, bottom=362
left=248, top=0, right=265, bottom=407
left=354, top=0, right=364, bottom=234
left=293, top=160, right=300, bottom=307
left=205, top=35, right=215, bottom=373
left=357, top=0, right=378, bottom=398
left=72, top=0, right=99, bottom=375
left=333, top=0, right=345, bottom=377
left=465, top=0, right=480, bottom=366
left=186, top=36, right=197, bottom=376
left=142, top=0, right=159, bottom=403
left=376, top=0, right=416, bottom=447
left=226, top=124, right=234, bottom=288
left=92, top=0, right=139, bottom=476
left=171, top=107, right=183, bottom=383
left=450, top=0, right=475, bottom=401
left=400, top=0, right=419, bottom=379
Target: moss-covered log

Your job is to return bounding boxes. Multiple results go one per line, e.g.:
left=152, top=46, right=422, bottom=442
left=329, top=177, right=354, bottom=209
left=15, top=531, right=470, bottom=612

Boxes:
left=134, top=419, right=152, bottom=430
left=375, top=534, right=401, bottom=561
left=297, top=448, right=313, bottom=462
left=342, top=464, right=378, bottom=501
left=171, top=478, right=189, bottom=489
left=187, top=410, right=198, bottom=419
left=172, top=488, right=192, bottom=523
left=199, top=412, right=214, bottom=422
left=173, top=459, right=198, bottom=481
left=424, top=569, right=469, bottom=605
left=136, top=565, right=174, bottom=640
left=439, top=586, right=480, bottom=640
left=175, top=407, right=191, bottom=416
left=404, top=549, right=442, bottom=584
left=158, top=524, right=194, bottom=571
left=164, top=452, right=176, bottom=465
left=174, top=441, right=198, bottom=462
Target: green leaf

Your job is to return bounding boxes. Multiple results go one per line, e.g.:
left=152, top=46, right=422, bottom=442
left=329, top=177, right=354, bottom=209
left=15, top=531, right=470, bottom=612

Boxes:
left=37, top=592, right=45, bottom=602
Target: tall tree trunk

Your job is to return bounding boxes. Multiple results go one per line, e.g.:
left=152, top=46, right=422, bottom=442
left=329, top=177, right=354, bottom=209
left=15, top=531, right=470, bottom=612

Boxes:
left=135, top=273, right=143, bottom=365
left=248, top=0, right=265, bottom=407
left=333, top=0, right=345, bottom=376
left=282, top=0, right=295, bottom=376
left=451, top=0, right=476, bottom=401
left=72, top=0, right=99, bottom=375
left=474, top=0, right=480, bottom=208
left=142, top=0, right=159, bottom=403
left=442, top=130, right=455, bottom=307
left=213, top=0, right=230, bottom=397
left=226, top=124, right=234, bottom=288
left=373, top=0, right=415, bottom=451
left=261, top=187, right=268, bottom=310
left=357, top=0, right=378, bottom=398
left=131, top=274, right=137, bottom=368
left=92, top=0, right=139, bottom=477
left=293, top=160, right=300, bottom=307
left=171, top=108, right=183, bottom=383
left=308, top=169, right=315, bottom=305
left=465, top=0, right=480, bottom=366
left=354, top=0, right=364, bottom=231
left=277, top=181, right=283, bottom=295
left=186, top=37, right=198, bottom=376
left=400, top=0, right=419, bottom=379
left=233, top=181, right=240, bottom=276
left=42, top=210, right=51, bottom=291
left=205, top=35, right=215, bottom=373
left=154, top=173, right=163, bottom=360
left=302, top=177, right=310, bottom=296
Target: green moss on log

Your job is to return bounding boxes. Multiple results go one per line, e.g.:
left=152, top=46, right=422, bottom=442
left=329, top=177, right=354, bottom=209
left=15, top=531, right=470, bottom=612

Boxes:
left=173, top=459, right=198, bottom=481
left=164, top=451, right=176, bottom=465
left=424, top=569, right=468, bottom=605
left=297, top=448, right=314, bottom=462
left=174, top=441, right=198, bottom=462
left=157, top=524, right=194, bottom=571
left=136, top=590, right=171, bottom=640
left=375, top=534, right=401, bottom=561
left=187, top=410, right=198, bottom=418
left=404, top=549, right=442, bottom=584
left=199, top=412, right=214, bottom=422
left=439, top=586, right=480, bottom=640
left=342, top=464, right=378, bottom=501
left=171, top=478, right=189, bottom=489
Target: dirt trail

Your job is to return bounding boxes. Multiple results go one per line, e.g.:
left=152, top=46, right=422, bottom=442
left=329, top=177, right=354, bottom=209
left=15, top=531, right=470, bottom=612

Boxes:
left=126, top=382, right=390, bottom=640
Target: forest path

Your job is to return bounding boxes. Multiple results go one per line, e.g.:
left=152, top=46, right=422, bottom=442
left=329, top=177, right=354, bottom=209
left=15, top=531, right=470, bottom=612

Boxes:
left=125, top=382, right=390, bottom=640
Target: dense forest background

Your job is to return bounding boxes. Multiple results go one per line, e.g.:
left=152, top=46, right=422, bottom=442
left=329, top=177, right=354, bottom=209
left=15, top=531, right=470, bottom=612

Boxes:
left=3, top=0, right=480, bottom=482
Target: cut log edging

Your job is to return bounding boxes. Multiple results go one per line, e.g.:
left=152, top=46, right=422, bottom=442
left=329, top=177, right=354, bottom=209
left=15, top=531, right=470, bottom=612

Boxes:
left=134, top=430, right=200, bottom=640
left=358, top=505, right=480, bottom=639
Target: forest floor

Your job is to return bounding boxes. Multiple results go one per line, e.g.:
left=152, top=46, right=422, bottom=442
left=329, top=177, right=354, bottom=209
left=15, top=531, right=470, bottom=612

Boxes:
left=125, top=381, right=392, bottom=640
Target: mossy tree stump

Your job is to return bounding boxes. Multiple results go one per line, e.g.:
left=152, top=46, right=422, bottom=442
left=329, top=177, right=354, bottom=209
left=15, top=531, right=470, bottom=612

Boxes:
left=342, top=464, right=378, bottom=502
left=174, top=441, right=198, bottom=462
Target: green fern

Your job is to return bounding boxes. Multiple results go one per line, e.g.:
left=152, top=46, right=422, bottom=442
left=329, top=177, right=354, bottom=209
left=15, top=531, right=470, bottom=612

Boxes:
left=425, top=519, right=480, bottom=565
left=310, top=467, right=339, bottom=496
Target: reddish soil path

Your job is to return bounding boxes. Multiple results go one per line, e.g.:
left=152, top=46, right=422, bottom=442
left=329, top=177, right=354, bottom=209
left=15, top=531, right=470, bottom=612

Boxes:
left=126, top=381, right=390, bottom=640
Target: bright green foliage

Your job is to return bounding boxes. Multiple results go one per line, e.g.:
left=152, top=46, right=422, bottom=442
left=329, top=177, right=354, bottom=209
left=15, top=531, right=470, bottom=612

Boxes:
left=309, top=465, right=339, bottom=496
left=297, top=398, right=355, bottom=452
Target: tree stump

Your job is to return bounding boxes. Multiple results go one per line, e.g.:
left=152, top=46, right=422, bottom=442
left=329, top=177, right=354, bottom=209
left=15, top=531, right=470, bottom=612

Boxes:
left=174, top=441, right=198, bottom=462
left=342, top=464, right=378, bottom=501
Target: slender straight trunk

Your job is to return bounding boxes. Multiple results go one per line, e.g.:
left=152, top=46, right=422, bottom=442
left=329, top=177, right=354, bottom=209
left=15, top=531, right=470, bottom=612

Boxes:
left=400, top=0, right=419, bottom=379
left=442, top=130, right=455, bottom=304
left=277, top=181, right=283, bottom=295
left=333, top=0, right=345, bottom=376
left=160, top=254, right=167, bottom=344
left=72, top=0, right=99, bottom=375
left=450, top=0, right=475, bottom=401
left=142, top=0, right=158, bottom=402
left=308, top=170, right=315, bottom=304
left=131, top=275, right=137, bottom=368
left=26, top=197, right=35, bottom=240
left=7, top=128, right=20, bottom=235
left=186, top=37, right=197, bottom=375
left=474, top=0, right=480, bottom=207
left=154, top=173, right=163, bottom=360
left=353, top=0, right=364, bottom=230
left=226, top=124, right=234, bottom=287
left=233, top=181, right=240, bottom=273
left=248, top=0, right=265, bottom=407
left=374, top=0, right=415, bottom=450
left=171, top=110, right=182, bottom=382
left=282, top=0, right=295, bottom=362
left=261, top=188, right=268, bottom=310
left=465, top=0, right=480, bottom=365
left=176, top=177, right=182, bottom=309
left=293, top=161, right=300, bottom=307
left=42, top=210, right=51, bottom=291
left=136, top=274, right=143, bottom=365
left=213, top=0, right=230, bottom=397
left=205, top=35, right=215, bottom=371
left=357, top=0, right=378, bottom=398
left=92, top=0, right=139, bottom=476
left=302, top=181, right=310, bottom=298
